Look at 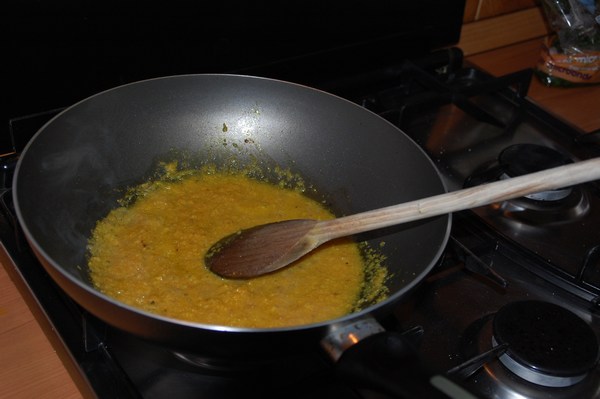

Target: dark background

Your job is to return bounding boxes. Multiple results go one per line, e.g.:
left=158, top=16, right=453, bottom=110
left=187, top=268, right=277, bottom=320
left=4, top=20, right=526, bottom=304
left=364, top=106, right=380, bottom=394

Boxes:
left=6, top=1, right=465, bottom=152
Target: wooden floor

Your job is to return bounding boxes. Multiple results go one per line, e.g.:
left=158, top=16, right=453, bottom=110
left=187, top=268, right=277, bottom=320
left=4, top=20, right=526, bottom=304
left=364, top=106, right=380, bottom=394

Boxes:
left=0, top=263, right=83, bottom=398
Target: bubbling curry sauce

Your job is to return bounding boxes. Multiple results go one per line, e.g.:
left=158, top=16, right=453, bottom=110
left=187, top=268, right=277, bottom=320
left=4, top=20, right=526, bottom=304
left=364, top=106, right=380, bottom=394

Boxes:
left=88, top=166, right=388, bottom=328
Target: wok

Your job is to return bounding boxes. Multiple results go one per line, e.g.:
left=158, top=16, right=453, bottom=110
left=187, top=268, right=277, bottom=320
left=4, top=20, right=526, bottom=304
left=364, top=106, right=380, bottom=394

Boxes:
left=13, top=75, right=450, bottom=360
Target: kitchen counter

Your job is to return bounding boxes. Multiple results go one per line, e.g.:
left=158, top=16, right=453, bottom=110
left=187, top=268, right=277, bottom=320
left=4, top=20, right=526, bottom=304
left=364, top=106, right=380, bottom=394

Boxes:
left=1, top=38, right=599, bottom=399
left=467, top=38, right=600, bottom=134
left=0, top=261, right=87, bottom=398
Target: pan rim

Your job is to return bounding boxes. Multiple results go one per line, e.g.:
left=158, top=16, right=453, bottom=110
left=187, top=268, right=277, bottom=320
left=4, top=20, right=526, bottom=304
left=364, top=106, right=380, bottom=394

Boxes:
left=12, top=73, right=452, bottom=335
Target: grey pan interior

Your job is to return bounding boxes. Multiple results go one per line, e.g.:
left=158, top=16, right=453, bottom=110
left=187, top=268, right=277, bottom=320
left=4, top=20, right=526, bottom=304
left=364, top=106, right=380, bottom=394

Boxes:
left=13, top=74, right=450, bottom=357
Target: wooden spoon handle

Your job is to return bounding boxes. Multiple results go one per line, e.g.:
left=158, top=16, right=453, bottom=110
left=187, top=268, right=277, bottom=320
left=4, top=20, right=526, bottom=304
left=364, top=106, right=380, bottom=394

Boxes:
left=312, top=157, right=600, bottom=242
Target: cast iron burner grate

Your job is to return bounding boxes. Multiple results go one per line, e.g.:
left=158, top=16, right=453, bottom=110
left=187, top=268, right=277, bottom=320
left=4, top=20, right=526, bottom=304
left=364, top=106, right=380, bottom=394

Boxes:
left=359, top=51, right=532, bottom=133
left=370, top=49, right=600, bottom=307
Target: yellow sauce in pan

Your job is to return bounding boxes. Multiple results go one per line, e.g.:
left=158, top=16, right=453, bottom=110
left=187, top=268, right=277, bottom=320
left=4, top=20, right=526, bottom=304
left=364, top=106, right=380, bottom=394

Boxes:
left=88, top=168, right=380, bottom=328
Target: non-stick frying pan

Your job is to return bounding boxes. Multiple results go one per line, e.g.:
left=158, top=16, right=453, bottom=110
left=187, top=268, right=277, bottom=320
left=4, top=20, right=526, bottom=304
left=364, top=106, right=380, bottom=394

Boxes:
left=13, top=75, right=450, bottom=360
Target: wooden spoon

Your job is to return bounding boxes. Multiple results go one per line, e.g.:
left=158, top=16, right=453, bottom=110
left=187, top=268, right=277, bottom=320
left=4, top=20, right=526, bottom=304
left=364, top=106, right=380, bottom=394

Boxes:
left=205, top=157, right=600, bottom=279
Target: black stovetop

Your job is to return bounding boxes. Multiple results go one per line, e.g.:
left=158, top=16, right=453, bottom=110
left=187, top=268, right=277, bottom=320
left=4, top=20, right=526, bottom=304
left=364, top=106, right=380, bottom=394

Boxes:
left=3, top=57, right=600, bottom=398
left=6, top=3, right=600, bottom=396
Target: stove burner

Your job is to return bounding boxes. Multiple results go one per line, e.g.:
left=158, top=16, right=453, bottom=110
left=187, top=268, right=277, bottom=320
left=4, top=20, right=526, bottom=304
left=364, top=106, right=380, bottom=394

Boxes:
left=499, top=144, right=573, bottom=201
left=492, top=185, right=590, bottom=226
left=492, top=300, right=599, bottom=387
left=466, top=143, right=591, bottom=225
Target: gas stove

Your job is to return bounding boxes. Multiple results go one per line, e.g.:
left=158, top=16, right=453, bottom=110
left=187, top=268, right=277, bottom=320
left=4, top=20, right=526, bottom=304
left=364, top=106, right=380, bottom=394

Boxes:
left=362, top=52, right=600, bottom=398
left=6, top=3, right=600, bottom=398
left=4, top=48, right=600, bottom=398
